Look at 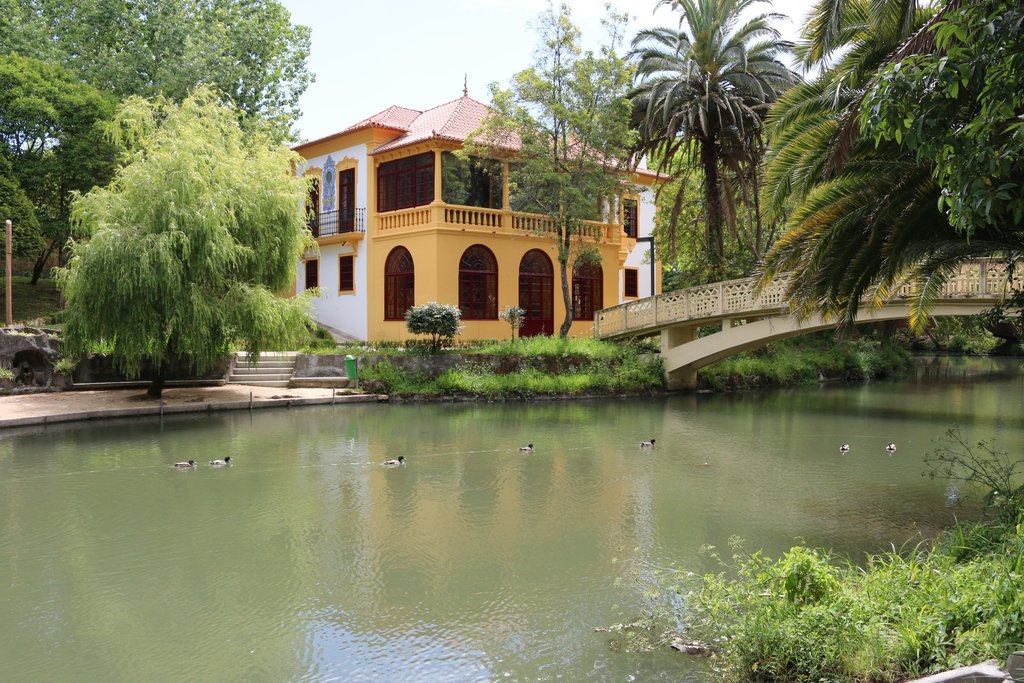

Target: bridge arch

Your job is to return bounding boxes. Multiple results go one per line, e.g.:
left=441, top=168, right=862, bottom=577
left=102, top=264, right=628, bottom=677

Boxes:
left=594, top=259, right=1020, bottom=390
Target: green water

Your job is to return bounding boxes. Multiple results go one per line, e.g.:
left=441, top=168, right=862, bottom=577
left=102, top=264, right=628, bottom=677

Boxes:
left=1, top=356, right=1022, bottom=681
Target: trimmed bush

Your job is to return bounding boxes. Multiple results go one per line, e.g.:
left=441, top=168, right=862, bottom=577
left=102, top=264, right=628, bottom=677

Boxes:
left=405, top=302, right=463, bottom=352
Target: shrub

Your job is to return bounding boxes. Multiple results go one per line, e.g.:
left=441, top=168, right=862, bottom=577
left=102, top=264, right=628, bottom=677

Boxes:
left=499, top=305, right=526, bottom=341
left=404, top=302, right=463, bottom=352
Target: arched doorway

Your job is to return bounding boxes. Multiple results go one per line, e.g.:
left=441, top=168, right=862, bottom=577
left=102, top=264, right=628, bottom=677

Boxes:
left=518, top=250, right=553, bottom=336
left=458, top=245, right=498, bottom=319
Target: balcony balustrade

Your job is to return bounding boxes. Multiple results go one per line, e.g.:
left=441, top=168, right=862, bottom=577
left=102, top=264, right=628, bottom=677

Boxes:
left=309, top=208, right=366, bottom=238
left=376, top=202, right=623, bottom=244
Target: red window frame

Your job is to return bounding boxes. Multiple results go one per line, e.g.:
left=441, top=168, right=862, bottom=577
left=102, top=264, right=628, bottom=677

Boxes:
left=377, top=152, right=434, bottom=213
left=458, top=245, right=498, bottom=319
left=624, top=268, right=638, bottom=298
left=384, top=247, right=415, bottom=320
left=572, top=261, right=603, bottom=320
left=339, top=255, right=354, bottom=292
left=622, top=198, right=638, bottom=238
left=304, top=259, right=319, bottom=291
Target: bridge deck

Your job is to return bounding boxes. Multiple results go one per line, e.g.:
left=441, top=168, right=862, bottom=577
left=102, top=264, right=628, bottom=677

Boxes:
left=595, top=259, right=1020, bottom=340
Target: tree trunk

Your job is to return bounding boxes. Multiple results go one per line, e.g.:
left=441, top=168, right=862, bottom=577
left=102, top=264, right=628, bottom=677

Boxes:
left=558, top=252, right=572, bottom=339
left=147, top=365, right=167, bottom=399
left=29, top=240, right=56, bottom=285
left=700, top=135, right=724, bottom=280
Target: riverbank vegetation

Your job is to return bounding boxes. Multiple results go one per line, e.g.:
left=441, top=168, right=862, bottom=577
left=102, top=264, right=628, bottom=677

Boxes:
left=627, top=431, right=1024, bottom=681
left=699, top=335, right=912, bottom=391
left=356, top=337, right=665, bottom=399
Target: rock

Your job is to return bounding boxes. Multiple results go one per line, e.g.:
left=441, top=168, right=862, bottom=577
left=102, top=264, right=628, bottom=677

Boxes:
left=670, top=638, right=713, bottom=656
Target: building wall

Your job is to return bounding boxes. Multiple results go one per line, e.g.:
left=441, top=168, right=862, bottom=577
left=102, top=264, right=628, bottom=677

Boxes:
left=621, top=187, right=660, bottom=300
left=297, top=141, right=370, bottom=340
left=367, top=229, right=621, bottom=341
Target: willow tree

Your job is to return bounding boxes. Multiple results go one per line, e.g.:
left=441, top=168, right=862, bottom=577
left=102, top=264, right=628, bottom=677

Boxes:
left=57, top=89, right=314, bottom=398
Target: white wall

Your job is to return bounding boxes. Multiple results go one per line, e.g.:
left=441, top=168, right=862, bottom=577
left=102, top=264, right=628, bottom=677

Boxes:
left=621, top=187, right=657, bottom=300
left=297, top=143, right=370, bottom=340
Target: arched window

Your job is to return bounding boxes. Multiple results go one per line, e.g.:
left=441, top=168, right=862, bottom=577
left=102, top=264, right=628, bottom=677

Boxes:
left=572, top=260, right=603, bottom=320
left=518, top=249, right=553, bottom=336
left=385, top=247, right=415, bottom=320
left=458, top=245, right=498, bottom=319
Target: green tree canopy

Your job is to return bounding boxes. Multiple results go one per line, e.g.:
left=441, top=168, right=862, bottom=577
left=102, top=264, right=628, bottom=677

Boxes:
left=0, top=0, right=312, bottom=140
left=57, top=90, right=314, bottom=397
left=759, top=0, right=1023, bottom=331
left=0, top=54, right=117, bottom=282
left=469, top=2, right=636, bottom=337
left=861, top=0, right=1024, bottom=235
left=0, top=155, right=41, bottom=258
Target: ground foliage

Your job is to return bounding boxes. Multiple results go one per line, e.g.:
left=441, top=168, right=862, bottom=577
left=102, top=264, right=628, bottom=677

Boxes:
left=623, top=447, right=1024, bottom=681
left=358, top=337, right=664, bottom=399
left=57, top=90, right=313, bottom=397
left=699, top=333, right=912, bottom=390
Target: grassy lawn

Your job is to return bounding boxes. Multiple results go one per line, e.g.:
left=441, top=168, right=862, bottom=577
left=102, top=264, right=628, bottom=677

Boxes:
left=0, top=276, right=61, bottom=325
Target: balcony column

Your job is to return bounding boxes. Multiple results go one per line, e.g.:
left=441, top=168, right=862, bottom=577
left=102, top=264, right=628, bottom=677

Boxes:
left=432, top=149, right=443, bottom=203
left=431, top=149, right=444, bottom=225
left=501, top=160, right=512, bottom=230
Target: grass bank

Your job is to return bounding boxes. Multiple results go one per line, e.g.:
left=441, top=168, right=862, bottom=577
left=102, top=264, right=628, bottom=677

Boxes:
left=0, top=276, right=60, bottom=324
left=699, top=335, right=913, bottom=390
left=620, top=431, right=1024, bottom=681
left=635, top=519, right=1024, bottom=682
left=357, top=337, right=665, bottom=399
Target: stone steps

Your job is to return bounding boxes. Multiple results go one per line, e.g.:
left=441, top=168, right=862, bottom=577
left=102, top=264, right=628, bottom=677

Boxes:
left=228, top=352, right=297, bottom=388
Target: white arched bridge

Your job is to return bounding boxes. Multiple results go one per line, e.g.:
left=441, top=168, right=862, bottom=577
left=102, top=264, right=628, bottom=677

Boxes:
left=594, top=259, right=1022, bottom=389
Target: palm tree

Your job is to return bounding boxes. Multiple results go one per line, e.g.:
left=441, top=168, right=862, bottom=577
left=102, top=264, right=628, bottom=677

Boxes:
left=629, top=0, right=795, bottom=280
left=756, top=0, right=1023, bottom=330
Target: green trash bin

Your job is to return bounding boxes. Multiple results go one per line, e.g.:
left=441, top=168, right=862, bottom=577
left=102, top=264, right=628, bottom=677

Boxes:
left=344, top=354, right=358, bottom=387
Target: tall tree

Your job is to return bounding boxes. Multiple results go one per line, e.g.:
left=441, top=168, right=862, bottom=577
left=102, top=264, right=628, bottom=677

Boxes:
left=57, top=90, right=314, bottom=398
left=0, top=0, right=312, bottom=140
left=0, top=155, right=41, bottom=258
left=757, top=0, right=1022, bottom=329
left=468, top=3, right=636, bottom=338
left=0, top=55, right=117, bottom=283
left=629, top=0, right=794, bottom=281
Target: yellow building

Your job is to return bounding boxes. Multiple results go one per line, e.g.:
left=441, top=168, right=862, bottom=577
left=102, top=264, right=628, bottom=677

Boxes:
left=293, top=93, right=661, bottom=342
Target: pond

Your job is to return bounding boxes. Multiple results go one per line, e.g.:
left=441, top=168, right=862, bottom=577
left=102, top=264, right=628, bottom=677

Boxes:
left=1, top=356, right=1022, bottom=681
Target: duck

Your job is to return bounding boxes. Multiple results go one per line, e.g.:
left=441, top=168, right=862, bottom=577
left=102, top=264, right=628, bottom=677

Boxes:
left=640, top=439, right=656, bottom=448
left=209, top=456, right=231, bottom=466
left=173, top=460, right=197, bottom=469
left=839, top=444, right=850, bottom=454
left=383, top=456, right=405, bottom=467
left=518, top=443, right=534, bottom=452
left=885, top=443, right=896, bottom=454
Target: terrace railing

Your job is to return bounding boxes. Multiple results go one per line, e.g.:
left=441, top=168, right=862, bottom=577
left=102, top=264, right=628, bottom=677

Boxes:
left=309, top=208, right=366, bottom=238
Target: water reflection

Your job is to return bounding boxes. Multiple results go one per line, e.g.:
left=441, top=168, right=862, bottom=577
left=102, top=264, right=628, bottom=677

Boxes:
left=0, top=357, right=1020, bottom=680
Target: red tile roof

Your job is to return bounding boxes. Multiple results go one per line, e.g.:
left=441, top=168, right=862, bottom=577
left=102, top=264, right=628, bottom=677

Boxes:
left=371, top=95, right=503, bottom=155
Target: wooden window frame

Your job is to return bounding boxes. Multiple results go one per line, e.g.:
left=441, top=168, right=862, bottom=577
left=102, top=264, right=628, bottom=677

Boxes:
left=377, top=152, right=434, bottom=213
left=572, top=262, right=603, bottom=320
left=304, top=258, right=319, bottom=291
left=624, top=268, right=639, bottom=298
left=339, top=254, right=355, bottom=294
left=622, top=198, right=638, bottom=239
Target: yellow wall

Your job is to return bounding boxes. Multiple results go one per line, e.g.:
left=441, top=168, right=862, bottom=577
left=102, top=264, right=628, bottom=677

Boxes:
left=367, top=227, right=620, bottom=341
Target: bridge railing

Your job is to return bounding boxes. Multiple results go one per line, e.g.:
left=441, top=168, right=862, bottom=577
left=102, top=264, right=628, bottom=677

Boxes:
left=595, top=258, right=1022, bottom=339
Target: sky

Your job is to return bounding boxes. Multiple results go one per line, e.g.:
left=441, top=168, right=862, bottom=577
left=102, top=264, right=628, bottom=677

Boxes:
left=279, top=0, right=813, bottom=143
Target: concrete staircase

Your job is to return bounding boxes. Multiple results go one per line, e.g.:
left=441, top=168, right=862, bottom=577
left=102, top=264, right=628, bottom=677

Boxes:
left=227, top=352, right=297, bottom=388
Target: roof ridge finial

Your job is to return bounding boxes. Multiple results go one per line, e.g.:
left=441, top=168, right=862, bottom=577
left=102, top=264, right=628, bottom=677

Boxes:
left=463, top=74, right=468, bottom=97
